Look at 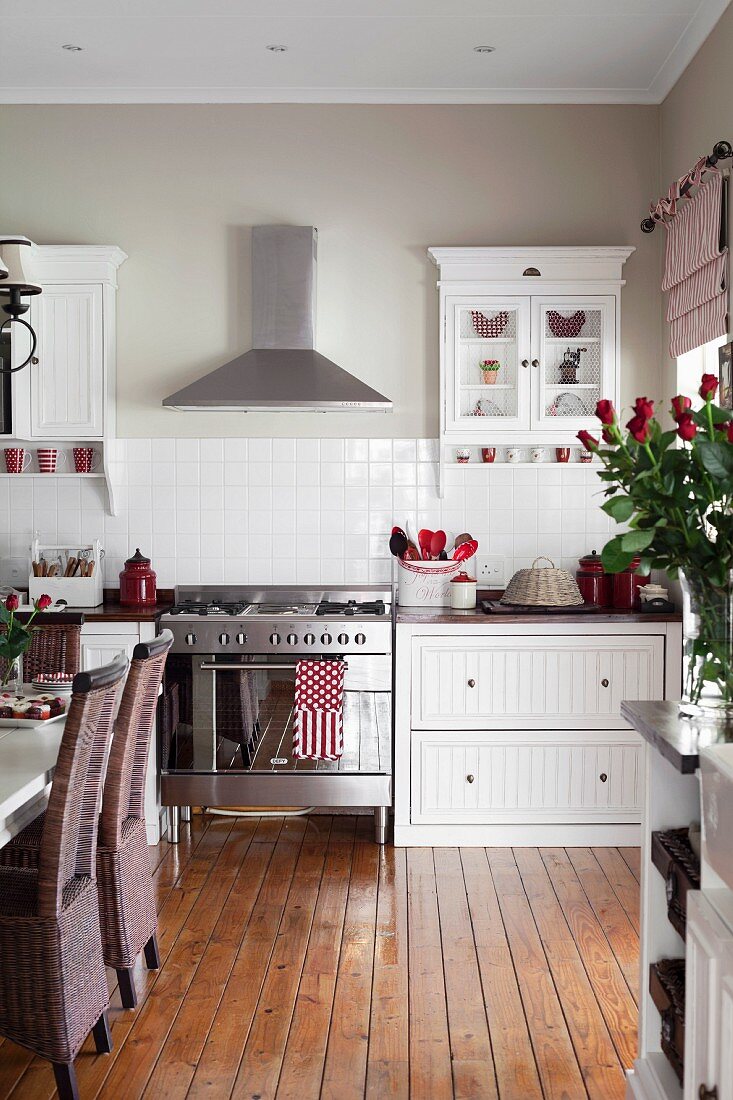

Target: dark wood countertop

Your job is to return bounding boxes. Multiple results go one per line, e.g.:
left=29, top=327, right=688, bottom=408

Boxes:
left=16, top=589, right=174, bottom=624
left=621, top=700, right=733, bottom=774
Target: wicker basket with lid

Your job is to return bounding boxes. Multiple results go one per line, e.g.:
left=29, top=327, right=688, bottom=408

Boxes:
left=501, top=556, right=584, bottom=607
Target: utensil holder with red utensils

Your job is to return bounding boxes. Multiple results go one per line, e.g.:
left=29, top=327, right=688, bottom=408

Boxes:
left=397, top=558, right=463, bottom=607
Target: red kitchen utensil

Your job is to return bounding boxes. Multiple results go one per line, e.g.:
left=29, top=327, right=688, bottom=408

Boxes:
left=452, top=539, right=479, bottom=563
left=430, top=530, right=446, bottom=558
left=389, top=531, right=409, bottom=559
left=418, top=529, right=434, bottom=561
left=391, top=526, right=406, bottom=539
left=403, top=546, right=421, bottom=561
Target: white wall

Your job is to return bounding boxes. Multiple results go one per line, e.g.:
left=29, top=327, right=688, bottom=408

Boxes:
left=0, top=438, right=614, bottom=589
left=0, top=103, right=661, bottom=437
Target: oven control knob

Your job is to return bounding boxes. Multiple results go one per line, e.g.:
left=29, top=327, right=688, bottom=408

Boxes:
left=269, top=632, right=280, bottom=646
left=321, top=633, right=332, bottom=645
left=219, top=633, right=230, bottom=646
left=185, top=632, right=197, bottom=646
left=287, top=633, right=298, bottom=646
left=236, top=633, right=246, bottom=645
left=355, top=633, right=366, bottom=645
left=337, top=633, right=349, bottom=646
left=305, top=633, right=315, bottom=645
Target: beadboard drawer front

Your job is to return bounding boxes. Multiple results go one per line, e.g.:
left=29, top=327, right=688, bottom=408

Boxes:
left=411, top=635, right=664, bottom=729
left=411, top=731, right=643, bottom=824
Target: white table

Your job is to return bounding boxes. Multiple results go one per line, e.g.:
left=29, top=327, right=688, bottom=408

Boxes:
left=0, top=719, right=64, bottom=846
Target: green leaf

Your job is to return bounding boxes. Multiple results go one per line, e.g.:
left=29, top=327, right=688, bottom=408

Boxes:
left=601, top=536, right=638, bottom=573
left=601, top=495, right=635, bottom=522
left=620, top=529, right=656, bottom=553
left=696, top=440, right=733, bottom=479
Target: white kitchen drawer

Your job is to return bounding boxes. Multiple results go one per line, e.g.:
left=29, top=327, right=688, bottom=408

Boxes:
left=411, top=634, right=664, bottom=729
left=411, top=730, right=643, bottom=824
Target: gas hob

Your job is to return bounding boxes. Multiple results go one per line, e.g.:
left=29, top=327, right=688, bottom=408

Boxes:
left=161, top=586, right=392, bottom=656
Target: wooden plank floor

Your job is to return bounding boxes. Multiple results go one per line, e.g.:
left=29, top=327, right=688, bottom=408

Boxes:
left=1, top=816, right=640, bottom=1100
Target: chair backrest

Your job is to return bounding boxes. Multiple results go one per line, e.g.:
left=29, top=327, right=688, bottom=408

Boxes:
left=99, top=630, right=173, bottom=850
left=0, top=614, right=84, bottom=682
left=37, top=654, right=128, bottom=919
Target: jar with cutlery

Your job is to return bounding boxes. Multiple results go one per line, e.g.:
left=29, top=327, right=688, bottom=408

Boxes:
left=28, top=537, right=103, bottom=608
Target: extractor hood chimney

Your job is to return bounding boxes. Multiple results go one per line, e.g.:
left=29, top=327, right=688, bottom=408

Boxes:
left=163, top=226, right=392, bottom=412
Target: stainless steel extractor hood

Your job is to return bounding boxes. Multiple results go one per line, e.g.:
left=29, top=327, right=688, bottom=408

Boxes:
left=163, top=226, right=392, bottom=412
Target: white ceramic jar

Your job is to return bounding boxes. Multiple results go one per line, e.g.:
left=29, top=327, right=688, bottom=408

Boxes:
left=450, top=570, right=478, bottom=610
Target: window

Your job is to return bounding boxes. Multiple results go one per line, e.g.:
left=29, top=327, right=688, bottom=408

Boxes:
left=676, top=334, right=727, bottom=408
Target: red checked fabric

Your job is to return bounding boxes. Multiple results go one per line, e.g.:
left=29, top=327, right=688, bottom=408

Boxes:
left=293, top=659, right=345, bottom=761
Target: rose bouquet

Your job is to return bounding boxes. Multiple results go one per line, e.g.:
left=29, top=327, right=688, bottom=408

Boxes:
left=0, top=593, right=53, bottom=688
left=578, top=375, right=733, bottom=718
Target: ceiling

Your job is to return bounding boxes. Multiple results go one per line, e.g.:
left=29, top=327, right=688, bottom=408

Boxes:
left=0, top=0, right=729, bottom=105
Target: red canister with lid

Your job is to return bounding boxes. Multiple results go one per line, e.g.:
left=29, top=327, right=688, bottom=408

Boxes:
left=612, top=555, right=642, bottom=610
left=119, top=548, right=157, bottom=607
left=576, top=550, right=612, bottom=607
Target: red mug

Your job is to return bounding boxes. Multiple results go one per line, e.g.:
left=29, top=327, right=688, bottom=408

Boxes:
left=36, top=448, right=67, bottom=474
left=481, top=447, right=496, bottom=463
left=555, top=447, right=571, bottom=463
left=73, top=447, right=99, bottom=474
left=4, top=448, right=31, bottom=474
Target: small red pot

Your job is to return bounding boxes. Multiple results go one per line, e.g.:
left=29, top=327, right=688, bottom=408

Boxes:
left=576, top=550, right=612, bottom=607
left=612, top=555, right=642, bottom=610
left=119, top=548, right=157, bottom=607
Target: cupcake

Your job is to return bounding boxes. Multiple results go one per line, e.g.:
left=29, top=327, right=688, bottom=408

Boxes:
left=12, top=702, right=32, bottom=719
left=26, top=702, right=51, bottom=721
left=0, top=704, right=13, bottom=719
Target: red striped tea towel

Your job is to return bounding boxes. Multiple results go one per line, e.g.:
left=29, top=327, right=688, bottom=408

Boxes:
left=293, top=659, right=345, bottom=761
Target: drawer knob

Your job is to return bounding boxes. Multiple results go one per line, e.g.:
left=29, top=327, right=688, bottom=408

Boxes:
left=699, top=1087, right=718, bottom=1100
left=466, top=774, right=475, bottom=784
left=601, top=678, right=609, bottom=688
left=599, top=772, right=608, bottom=783
left=467, top=678, right=476, bottom=688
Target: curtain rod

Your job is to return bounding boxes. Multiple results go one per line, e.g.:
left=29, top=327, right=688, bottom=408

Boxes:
left=641, top=139, right=733, bottom=233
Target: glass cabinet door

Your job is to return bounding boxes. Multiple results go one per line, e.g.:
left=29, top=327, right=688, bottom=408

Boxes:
left=531, top=297, right=615, bottom=433
left=444, top=296, right=531, bottom=435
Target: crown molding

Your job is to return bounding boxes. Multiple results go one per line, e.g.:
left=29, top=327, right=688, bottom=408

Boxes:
left=648, top=0, right=731, bottom=103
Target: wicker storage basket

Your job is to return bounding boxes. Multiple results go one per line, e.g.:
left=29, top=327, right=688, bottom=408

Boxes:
left=501, top=556, right=583, bottom=607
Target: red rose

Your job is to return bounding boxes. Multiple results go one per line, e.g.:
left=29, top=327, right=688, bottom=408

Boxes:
left=671, top=394, right=692, bottom=418
left=577, top=429, right=599, bottom=450
left=595, top=399, right=616, bottom=425
left=4, top=594, right=19, bottom=612
left=700, top=373, right=718, bottom=400
left=36, top=594, right=52, bottom=611
left=626, top=413, right=651, bottom=443
left=633, top=397, right=655, bottom=421
left=602, top=427, right=615, bottom=444
left=676, top=412, right=697, bottom=441
left=726, top=422, right=733, bottom=444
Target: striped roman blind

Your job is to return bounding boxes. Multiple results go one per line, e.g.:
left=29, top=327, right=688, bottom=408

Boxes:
left=661, top=169, right=729, bottom=358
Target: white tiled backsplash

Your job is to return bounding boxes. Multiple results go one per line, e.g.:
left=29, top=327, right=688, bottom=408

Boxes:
left=0, top=438, right=614, bottom=589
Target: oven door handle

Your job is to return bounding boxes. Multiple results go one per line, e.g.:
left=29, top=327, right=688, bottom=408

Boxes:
left=198, top=661, right=348, bottom=672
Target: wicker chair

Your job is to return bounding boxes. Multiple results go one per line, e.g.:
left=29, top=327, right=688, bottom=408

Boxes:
left=0, top=613, right=83, bottom=682
left=96, top=630, right=173, bottom=1008
left=2, top=631, right=174, bottom=1011
left=0, top=654, right=128, bottom=1100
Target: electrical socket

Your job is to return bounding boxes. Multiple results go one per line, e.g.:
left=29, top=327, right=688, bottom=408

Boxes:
left=475, top=555, right=506, bottom=587
left=0, top=557, right=27, bottom=589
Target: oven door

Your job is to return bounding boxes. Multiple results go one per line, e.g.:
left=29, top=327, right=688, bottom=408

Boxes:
left=161, top=652, right=392, bottom=778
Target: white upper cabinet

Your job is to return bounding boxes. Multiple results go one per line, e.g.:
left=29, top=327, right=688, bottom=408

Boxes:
left=429, top=247, right=633, bottom=446
left=11, top=245, right=126, bottom=441
left=30, top=283, right=104, bottom=437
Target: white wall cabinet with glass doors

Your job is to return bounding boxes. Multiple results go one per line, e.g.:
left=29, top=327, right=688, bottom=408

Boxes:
left=2, top=245, right=127, bottom=514
left=428, top=248, right=634, bottom=490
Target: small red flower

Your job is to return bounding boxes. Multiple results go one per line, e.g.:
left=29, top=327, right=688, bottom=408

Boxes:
left=700, top=373, right=718, bottom=400
left=577, top=430, right=599, bottom=450
left=676, top=412, right=697, bottom=442
left=602, top=427, right=615, bottom=444
left=36, top=594, right=52, bottom=611
left=4, top=594, right=19, bottom=612
left=633, top=397, right=655, bottom=421
left=626, top=413, right=651, bottom=444
left=595, top=399, right=616, bottom=425
left=726, top=422, right=733, bottom=444
left=671, top=394, right=692, bottom=419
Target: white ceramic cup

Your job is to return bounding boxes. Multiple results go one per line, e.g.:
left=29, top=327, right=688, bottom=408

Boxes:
left=530, top=447, right=545, bottom=463
left=506, top=447, right=521, bottom=463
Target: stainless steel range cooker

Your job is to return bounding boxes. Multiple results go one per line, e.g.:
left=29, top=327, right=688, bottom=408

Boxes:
left=158, top=586, right=393, bottom=844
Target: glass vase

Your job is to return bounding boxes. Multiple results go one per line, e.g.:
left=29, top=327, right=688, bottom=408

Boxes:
left=0, top=654, right=23, bottom=694
left=679, top=568, right=733, bottom=722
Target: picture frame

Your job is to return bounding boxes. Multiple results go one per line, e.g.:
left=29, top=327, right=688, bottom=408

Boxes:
left=719, top=340, right=733, bottom=408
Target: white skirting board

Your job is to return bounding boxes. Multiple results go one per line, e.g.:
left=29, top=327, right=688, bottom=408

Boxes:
left=625, top=1055, right=683, bottom=1100
left=393, top=822, right=640, bottom=847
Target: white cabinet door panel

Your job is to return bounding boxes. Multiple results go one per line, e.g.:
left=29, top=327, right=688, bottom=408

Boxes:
left=411, top=731, right=642, bottom=823
left=411, top=635, right=664, bottom=729
left=81, top=634, right=135, bottom=671
left=30, top=283, right=104, bottom=438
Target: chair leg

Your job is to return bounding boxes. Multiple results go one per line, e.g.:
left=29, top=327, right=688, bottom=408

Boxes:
left=116, top=967, right=138, bottom=1009
left=53, top=1062, right=80, bottom=1100
left=143, top=933, right=161, bottom=970
left=92, top=1009, right=113, bottom=1053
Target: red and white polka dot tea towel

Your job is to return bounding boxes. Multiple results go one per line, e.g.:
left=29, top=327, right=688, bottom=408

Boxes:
left=293, top=659, right=346, bottom=761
